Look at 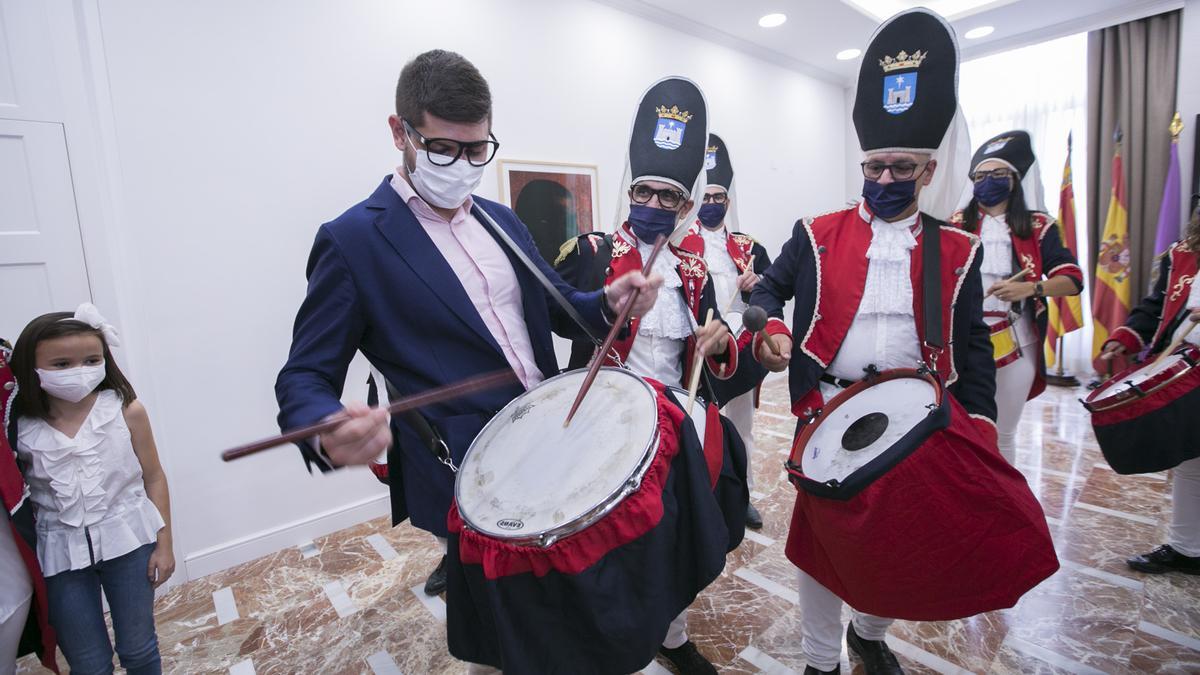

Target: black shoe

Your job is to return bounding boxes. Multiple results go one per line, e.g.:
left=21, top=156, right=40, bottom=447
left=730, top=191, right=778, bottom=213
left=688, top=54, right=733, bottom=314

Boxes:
left=746, top=502, right=764, bottom=530
left=658, top=640, right=717, bottom=675
left=423, top=555, right=447, bottom=595
left=846, top=622, right=903, bottom=675
left=804, top=666, right=840, bottom=675
left=1127, top=544, right=1200, bottom=575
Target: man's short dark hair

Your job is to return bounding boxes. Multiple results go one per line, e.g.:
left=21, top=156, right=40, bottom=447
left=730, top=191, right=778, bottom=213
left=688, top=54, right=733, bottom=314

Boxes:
left=396, top=50, right=492, bottom=127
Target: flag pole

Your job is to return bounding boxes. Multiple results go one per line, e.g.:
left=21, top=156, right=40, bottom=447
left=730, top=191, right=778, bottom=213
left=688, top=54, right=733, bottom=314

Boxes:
left=1046, top=334, right=1079, bottom=387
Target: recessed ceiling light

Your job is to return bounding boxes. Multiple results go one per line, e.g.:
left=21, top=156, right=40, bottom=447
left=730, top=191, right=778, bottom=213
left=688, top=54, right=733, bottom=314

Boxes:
left=836, top=48, right=862, bottom=60
left=964, top=25, right=995, bottom=39
left=840, top=0, right=1015, bottom=22
left=758, top=13, right=787, bottom=28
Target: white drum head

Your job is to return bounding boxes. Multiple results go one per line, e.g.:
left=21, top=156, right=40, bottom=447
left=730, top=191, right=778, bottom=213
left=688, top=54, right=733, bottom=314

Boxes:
left=802, top=377, right=937, bottom=484
left=456, top=368, right=659, bottom=541
left=1118, top=353, right=1186, bottom=390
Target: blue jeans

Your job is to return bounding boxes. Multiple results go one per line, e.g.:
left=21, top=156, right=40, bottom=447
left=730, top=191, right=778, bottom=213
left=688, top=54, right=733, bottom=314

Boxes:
left=45, top=542, right=161, bottom=675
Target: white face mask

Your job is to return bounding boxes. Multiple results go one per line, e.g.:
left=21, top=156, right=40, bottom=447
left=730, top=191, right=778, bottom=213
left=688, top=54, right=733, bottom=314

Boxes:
left=36, top=364, right=106, bottom=403
left=405, top=134, right=486, bottom=210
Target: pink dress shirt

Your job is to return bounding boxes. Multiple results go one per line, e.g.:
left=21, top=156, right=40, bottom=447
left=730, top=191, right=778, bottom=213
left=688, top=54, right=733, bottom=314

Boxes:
left=391, top=170, right=543, bottom=389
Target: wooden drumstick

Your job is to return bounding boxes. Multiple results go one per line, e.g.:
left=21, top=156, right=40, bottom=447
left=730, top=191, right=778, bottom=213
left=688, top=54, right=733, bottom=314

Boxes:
left=563, top=235, right=667, bottom=427
left=686, top=308, right=715, bottom=415
left=220, top=370, right=518, bottom=462
left=984, top=267, right=1034, bottom=299
left=1152, top=315, right=1199, bottom=366
left=722, top=254, right=756, bottom=316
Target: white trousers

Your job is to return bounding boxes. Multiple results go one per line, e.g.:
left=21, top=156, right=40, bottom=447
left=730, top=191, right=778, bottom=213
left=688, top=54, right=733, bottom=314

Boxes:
left=994, top=351, right=1036, bottom=465
left=663, top=611, right=689, bottom=649
left=722, top=390, right=757, bottom=491
left=1171, top=456, right=1200, bottom=557
left=0, top=594, right=30, bottom=675
left=798, top=569, right=894, bottom=672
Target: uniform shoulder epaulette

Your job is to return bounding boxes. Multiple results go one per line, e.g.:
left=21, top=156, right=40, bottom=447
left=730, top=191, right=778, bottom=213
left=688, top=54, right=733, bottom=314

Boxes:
left=731, top=232, right=756, bottom=246
left=1030, top=211, right=1056, bottom=240
left=553, top=232, right=607, bottom=266
left=942, top=224, right=980, bottom=245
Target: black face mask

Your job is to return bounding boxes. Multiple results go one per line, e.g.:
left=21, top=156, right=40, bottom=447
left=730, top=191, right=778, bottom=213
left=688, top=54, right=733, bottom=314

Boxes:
left=862, top=177, right=918, bottom=219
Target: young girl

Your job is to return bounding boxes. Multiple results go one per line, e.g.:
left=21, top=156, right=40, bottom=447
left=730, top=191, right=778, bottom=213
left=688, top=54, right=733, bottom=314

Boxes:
left=9, top=305, right=172, bottom=675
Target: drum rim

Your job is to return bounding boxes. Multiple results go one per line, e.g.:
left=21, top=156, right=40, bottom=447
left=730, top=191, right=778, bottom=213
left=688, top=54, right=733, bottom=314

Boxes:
left=455, top=367, right=660, bottom=547
left=788, top=368, right=943, bottom=470
left=1083, top=344, right=1200, bottom=413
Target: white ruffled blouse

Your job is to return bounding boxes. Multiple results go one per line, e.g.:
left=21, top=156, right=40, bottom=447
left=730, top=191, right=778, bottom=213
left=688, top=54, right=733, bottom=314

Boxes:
left=624, top=234, right=692, bottom=387
left=979, top=213, right=1037, bottom=347
left=825, top=209, right=922, bottom=385
left=16, top=390, right=164, bottom=576
left=700, top=226, right=745, bottom=333
left=979, top=213, right=1016, bottom=315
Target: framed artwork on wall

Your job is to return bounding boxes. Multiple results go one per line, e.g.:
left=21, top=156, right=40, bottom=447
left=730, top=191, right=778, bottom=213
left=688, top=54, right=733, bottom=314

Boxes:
left=498, top=160, right=600, bottom=264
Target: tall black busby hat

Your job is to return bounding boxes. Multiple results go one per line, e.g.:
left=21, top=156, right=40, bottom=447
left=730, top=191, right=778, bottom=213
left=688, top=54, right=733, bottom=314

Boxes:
left=853, top=8, right=959, bottom=154
left=705, top=133, right=733, bottom=190
left=628, top=77, right=708, bottom=193
left=970, top=130, right=1035, bottom=178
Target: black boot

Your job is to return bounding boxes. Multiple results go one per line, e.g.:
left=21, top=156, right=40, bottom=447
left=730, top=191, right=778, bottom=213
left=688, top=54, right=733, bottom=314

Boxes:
left=846, top=622, right=903, bottom=674
left=423, top=555, right=447, bottom=595
left=1127, top=544, right=1200, bottom=575
left=658, top=640, right=717, bottom=675
left=804, top=666, right=840, bottom=674
left=746, top=502, right=764, bottom=530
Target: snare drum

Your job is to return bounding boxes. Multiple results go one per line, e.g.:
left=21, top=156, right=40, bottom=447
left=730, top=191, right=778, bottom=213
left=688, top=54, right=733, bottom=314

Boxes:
left=445, top=368, right=747, bottom=673
left=784, top=369, right=1058, bottom=621
left=1083, top=344, right=1200, bottom=474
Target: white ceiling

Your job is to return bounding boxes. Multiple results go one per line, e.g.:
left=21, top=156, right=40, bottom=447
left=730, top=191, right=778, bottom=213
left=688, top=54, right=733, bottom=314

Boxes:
left=594, top=0, right=1183, bottom=84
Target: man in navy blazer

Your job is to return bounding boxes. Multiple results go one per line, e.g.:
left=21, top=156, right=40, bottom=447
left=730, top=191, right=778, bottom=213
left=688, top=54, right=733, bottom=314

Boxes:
left=275, top=50, right=659, bottom=601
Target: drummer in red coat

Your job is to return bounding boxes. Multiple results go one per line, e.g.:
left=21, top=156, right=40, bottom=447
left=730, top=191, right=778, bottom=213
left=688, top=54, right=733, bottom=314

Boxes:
left=751, top=10, right=999, bottom=674
left=1, top=338, right=58, bottom=673
left=1100, top=215, right=1200, bottom=575
left=687, top=133, right=773, bottom=529
left=950, top=131, right=1084, bottom=464
left=553, top=76, right=755, bottom=675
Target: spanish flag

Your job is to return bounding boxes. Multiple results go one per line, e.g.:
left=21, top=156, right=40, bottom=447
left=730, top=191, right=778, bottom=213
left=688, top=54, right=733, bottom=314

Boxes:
left=1091, top=137, right=1133, bottom=374
left=1045, top=133, right=1084, bottom=368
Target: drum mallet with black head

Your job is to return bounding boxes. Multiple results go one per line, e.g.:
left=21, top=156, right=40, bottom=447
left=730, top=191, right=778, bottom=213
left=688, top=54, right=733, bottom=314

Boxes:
left=742, top=306, right=781, bottom=358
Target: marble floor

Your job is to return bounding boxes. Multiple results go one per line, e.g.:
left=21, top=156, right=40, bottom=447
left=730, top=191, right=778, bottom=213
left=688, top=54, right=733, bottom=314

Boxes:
left=17, top=378, right=1200, bottom=674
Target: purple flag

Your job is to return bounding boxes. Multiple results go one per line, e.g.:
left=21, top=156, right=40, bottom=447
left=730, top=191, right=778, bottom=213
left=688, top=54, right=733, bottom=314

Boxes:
left=1153, top=141, right=1181, bottom=256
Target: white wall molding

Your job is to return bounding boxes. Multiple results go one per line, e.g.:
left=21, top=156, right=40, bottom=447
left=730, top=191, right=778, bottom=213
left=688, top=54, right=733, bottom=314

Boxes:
left=183, top=493, right=390, bottom=579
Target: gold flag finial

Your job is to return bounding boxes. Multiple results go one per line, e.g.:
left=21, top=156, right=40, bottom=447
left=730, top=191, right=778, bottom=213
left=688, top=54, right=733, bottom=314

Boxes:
left=1170, top=112, right=1183, bottom=140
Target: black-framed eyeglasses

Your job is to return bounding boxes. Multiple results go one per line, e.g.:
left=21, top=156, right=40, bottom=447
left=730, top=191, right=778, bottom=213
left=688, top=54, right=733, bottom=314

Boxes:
left=702, top=192, right=729, bottom=204
left=630, top=184, right=687, bottom=209
left=402, top=118, right=499, bottom=167
left=970, top=168, right=1014, bottom=183
left=861, top=160, right=926, bottom=181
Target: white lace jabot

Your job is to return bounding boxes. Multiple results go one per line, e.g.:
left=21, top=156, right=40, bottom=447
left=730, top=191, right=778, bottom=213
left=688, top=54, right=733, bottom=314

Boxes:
left=857, top=212, right=919, bottom=316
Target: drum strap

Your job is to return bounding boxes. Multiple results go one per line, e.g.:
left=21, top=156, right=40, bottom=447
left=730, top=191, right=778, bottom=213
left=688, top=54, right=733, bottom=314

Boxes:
left=381, top=375, right=458, bottom=472
left=921, top=216, right=944, bottom=351
left=472, top=204, right=605, bottom=348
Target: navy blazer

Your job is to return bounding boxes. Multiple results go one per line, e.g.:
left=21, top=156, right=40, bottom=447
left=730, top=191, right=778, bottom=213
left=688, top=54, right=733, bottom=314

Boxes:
left=275, top=177, right=608, bottom=536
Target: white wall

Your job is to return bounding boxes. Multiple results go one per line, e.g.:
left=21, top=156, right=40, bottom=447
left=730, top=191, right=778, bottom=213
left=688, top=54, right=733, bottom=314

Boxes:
left=87, top=0, right=846, bottom=580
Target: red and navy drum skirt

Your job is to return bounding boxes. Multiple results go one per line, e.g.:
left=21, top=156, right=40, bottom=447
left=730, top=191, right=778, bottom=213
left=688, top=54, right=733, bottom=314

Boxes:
left=786, top=393, right=1058, bottom=621
left=445, top=383, right=747, bottom=674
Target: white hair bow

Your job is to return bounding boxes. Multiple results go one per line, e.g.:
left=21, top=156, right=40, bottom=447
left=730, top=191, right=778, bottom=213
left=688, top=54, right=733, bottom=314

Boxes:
left=70, top=303, right=122, bottom=348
